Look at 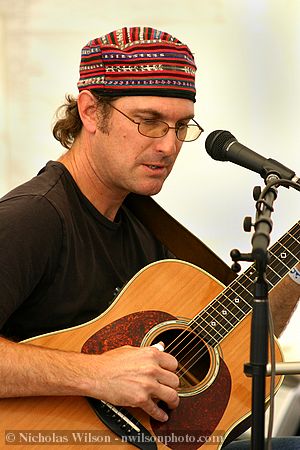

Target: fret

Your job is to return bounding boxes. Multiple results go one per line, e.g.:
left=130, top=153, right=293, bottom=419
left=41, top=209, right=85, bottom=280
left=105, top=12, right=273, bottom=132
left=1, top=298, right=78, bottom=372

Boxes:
left=271, top=240, right=298, bottom=266
left=287, top=221, right=300, bottom=240
left=277, top=235, right=300, bottom=259
left=190, top=318, right=221, bottom=347
left=268, top=230, right=299, bottom=281
left=242, top=266, right=257, bottom=284
left=214, top=292, right=246, bottom=320
left=210, top=298, right=240, bottom=331
left=188, top=220, right=300, bottom=347
left=278, top=227, right=299, bottom=248
left=268, top=247, right=296, bottom=279
left=281, top=223, right=300, bottom=255
left=199, top=306, right=228, bottom=338
left=191, top=286, right=252, bottom=345
left=226, top=281, right=253, bottom=309
left=203, top=299, right=235, bottom=333
left=265, top=265, right=280, bottom=288
left=267, top=252, right=291, bottom=285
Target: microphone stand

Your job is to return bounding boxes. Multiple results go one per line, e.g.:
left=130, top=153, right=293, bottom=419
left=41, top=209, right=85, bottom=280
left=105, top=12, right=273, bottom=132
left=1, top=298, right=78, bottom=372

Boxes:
left=247, top=175, right=278, bottom=450
left=230, top=174, right=300, bottom=450
left=231, top=173, right=279, bottom=450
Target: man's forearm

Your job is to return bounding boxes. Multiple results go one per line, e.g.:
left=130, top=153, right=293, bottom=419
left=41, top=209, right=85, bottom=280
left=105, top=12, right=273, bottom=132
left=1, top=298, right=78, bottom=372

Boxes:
left=269, top=263, right=300, bottom=337
left=0, top=337, right=93, bottom=398
left=0, top=336, right=180, bottom=422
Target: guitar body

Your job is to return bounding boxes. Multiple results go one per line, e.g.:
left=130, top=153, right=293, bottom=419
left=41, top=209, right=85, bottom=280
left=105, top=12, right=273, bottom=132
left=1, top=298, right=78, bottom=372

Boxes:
left=0, top=260, right=283, bottom=449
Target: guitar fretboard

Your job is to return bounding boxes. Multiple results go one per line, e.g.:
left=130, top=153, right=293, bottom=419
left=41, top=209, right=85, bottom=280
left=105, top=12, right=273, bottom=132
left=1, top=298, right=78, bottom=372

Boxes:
left=190, top=221, right=300, bottom=346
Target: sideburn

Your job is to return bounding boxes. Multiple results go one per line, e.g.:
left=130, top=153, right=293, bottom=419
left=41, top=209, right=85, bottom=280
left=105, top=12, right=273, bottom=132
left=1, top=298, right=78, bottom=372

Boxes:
left=95, top=97, right=121, bottom=135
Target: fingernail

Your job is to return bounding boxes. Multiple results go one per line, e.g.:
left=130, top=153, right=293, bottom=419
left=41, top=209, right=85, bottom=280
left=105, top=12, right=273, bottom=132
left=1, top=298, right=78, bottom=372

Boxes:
left=152, top=342, right=165, bottom=352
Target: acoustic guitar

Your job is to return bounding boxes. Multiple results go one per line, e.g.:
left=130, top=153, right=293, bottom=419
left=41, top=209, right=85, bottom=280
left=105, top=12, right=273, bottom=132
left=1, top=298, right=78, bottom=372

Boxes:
left=0, top=221, right=299, bottom=449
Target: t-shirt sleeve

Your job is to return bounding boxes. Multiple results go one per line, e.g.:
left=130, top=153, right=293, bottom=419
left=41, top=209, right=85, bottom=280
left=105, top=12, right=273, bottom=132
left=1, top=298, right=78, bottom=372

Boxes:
left=0, top=195, right=62, bottom=329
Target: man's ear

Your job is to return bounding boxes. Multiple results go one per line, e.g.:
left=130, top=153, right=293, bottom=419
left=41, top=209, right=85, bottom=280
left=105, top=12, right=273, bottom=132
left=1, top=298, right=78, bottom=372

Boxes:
left=77, top=90, right=98, bottom=133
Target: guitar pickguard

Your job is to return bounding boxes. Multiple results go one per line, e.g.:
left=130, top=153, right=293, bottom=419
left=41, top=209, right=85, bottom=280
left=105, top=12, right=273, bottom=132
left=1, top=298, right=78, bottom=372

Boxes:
left=81, top=310, right=231, bottom=449
left=81, top=310, right=174, bottom=353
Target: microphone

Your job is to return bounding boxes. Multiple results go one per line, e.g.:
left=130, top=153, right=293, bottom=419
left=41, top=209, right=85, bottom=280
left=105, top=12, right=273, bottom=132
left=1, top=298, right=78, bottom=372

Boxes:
left=205, top=130, right=298, bottom=181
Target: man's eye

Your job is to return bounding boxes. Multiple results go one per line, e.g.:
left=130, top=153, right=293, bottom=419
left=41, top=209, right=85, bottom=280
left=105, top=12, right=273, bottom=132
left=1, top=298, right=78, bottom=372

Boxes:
left=142, top=119, right=161, bottom=126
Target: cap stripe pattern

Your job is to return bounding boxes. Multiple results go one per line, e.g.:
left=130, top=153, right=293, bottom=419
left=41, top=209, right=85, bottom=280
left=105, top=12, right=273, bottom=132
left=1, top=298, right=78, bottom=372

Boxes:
left=77, top=27, right=197, bottom=101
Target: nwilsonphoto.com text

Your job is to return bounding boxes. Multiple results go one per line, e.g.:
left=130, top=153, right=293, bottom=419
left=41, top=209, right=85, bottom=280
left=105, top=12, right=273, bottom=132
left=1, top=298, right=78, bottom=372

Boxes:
left=4, top=430, right=225, bottom=445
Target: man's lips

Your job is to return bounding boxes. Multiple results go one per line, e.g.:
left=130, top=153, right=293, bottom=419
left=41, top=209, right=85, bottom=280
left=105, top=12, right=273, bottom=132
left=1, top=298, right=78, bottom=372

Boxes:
left=145, top=164, right=164, bottom=169
left=140, top=158, right=174, bottom=175
left=143, top=160, right=173, bottom=169
left=142, top=164, right=169, bottom=175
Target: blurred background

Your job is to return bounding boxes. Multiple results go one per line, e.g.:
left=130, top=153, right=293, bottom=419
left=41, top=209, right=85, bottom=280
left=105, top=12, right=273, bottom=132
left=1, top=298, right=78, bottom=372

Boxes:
left=0, top=0, right=299, bottom=437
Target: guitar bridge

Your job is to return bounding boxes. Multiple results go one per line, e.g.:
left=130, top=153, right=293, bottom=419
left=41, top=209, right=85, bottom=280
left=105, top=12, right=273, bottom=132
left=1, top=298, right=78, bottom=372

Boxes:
left=87, top=397, right=157, bottom=449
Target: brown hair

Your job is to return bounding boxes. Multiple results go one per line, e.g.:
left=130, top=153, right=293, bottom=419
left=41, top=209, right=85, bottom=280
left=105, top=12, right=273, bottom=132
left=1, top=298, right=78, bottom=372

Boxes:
left=52, top=93, right=119, bottom=149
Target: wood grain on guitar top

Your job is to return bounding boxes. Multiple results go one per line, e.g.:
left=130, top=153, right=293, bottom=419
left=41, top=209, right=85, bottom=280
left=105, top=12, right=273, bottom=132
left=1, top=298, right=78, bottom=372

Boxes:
left=0, top=260, right=283, bottom=449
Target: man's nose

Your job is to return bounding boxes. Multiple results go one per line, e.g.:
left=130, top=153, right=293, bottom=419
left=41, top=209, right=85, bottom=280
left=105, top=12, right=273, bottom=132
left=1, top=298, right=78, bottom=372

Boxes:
left=155, top=128, right=181, bottom=156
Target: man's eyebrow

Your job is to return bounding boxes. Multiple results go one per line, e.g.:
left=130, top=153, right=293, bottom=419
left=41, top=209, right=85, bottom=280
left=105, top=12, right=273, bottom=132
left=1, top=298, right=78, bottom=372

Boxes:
left=133, top=108, right=195, bottom=121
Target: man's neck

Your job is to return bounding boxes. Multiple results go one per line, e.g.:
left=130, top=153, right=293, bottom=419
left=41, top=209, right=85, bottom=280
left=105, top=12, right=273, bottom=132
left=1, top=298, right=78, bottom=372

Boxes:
left=58, top=145, right=126, bottom=222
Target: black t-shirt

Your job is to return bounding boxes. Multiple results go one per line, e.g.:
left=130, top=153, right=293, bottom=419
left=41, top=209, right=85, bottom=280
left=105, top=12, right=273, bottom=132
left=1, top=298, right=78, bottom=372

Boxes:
left=0, top=161, right=172, bottom=341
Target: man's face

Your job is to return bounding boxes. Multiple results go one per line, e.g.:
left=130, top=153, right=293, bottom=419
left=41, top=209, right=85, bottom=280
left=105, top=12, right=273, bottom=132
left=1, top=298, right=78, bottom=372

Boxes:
left=91, top=96, right=195, bottom=198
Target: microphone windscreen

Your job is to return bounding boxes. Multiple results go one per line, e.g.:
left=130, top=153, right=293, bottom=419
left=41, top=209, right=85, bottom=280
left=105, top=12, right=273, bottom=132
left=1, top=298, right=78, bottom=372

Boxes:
left=205, top=130, right=236, bottom=160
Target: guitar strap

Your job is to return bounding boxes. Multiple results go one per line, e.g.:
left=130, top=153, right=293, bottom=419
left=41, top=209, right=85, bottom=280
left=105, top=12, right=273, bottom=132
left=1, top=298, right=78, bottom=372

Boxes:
left=125, top=194, right=237, bottom=286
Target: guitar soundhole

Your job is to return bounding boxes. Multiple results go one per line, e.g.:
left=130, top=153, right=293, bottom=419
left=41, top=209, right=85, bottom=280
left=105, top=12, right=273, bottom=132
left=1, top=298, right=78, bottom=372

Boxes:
left=151, top=325, right=218, bottom=396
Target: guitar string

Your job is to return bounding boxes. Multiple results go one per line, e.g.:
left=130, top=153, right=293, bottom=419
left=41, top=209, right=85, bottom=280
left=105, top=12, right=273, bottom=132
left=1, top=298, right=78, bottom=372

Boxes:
left=109, top=227, right=300, bottom=428
left=165, top=275, right=252, bottom=359
left=174, top=230, right=300, bottom=381
left=173, top=251, right=294, bottom=380
left=160, top=227, right=300, bottom=381
left=164, top=227, right=299, bottom=362
left=165, top=232, right=299, bottom=377
left=174, top=231, right=300, bottom=381
left=168, top=273, right=271, bottom=380
left=173, top=224, right=300, bottom=356
left=165, top=254, right=263, bottom=355
left=162, top=221, right=300, bottom=361
left=87, top=228, right=300, bottom=422
left=175, top=254, right=300, bottom=382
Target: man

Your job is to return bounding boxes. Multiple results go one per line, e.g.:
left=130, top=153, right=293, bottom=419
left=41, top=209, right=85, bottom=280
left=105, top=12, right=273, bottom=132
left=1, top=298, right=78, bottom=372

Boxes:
left=0, top=27, right=299, bottom=449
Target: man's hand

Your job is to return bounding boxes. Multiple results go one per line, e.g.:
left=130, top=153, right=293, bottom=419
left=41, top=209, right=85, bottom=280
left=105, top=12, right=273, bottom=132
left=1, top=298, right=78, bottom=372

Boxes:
left=86, top=345, right=180, bottom=422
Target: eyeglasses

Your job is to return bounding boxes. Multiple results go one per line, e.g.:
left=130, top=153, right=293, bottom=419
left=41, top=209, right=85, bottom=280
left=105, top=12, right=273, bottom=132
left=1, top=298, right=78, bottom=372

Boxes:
left=108, top=103, right=204, bottom=142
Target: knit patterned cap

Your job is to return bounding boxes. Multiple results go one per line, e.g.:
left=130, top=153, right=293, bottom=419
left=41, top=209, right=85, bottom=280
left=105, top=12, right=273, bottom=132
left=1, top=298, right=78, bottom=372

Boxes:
left=77, top=26, right=197, bottom=102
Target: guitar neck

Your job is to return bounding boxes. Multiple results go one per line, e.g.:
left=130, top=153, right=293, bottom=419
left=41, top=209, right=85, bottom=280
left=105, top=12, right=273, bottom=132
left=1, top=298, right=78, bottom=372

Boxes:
left=190, top=221, right=300, bottom=346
